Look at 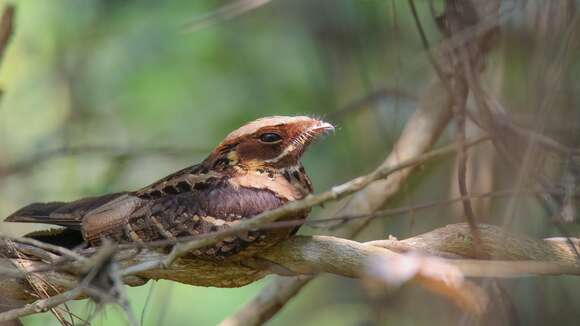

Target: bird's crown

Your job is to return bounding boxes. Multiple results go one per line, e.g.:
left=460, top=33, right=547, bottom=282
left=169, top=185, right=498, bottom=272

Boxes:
left=205, top=116, right=334, bottom=170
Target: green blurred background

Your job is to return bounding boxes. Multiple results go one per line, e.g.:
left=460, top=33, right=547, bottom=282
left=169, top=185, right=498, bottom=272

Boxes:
left=1, top=0, right=579, bottom=325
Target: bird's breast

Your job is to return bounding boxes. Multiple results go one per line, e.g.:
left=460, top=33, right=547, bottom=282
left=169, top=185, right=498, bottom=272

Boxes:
left=228, top=168, right=309, bottom=201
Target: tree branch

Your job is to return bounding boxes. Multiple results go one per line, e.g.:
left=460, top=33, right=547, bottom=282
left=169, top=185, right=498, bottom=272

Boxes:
left=3, top=223, right=579, bottom=321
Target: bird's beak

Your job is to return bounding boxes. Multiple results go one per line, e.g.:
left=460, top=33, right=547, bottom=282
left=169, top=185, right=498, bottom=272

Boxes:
left=294, top=119, right=334, bottom=150
left=313, top=121, right=335, bottom=133
left=309, top=120, right=335, bottom=136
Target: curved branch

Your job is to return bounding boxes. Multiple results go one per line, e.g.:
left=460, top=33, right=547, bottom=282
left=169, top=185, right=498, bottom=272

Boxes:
left=1, top=223, right=579, bottom=322
left=256, top=224, right=580, bottom=278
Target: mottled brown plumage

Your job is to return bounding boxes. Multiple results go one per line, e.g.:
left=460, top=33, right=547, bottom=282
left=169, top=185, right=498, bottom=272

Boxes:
left=5, top=116, right=333, bottom=260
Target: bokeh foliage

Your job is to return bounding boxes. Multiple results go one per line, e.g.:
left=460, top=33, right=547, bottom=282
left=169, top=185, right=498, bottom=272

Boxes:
left=1, top=0, right=580, bottom=325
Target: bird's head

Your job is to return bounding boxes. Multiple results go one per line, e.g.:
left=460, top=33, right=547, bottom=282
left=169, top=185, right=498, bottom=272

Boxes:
left=205, top=116, right=334, bottom=171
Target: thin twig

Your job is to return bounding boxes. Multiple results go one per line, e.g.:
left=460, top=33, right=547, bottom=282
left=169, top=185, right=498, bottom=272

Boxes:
left=121, top=136, right=489, bottom=275
left=0, top=288, right=83, bottom=322
left=445, top=0, right=485, bottom=255
left=0, top=235, right=87, bottom=263
left=408, top=0, right=452, bottom=92
left=111, top=187, right=571, bottom=256
left=181, top=0, right=271, bottom=33
left=0, top=5, right=15, bottom=61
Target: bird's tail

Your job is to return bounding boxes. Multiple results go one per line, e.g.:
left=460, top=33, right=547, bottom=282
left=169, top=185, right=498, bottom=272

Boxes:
left=5, top=201, right=70, bottom=223
left=4, top=192, right=127, bottom=229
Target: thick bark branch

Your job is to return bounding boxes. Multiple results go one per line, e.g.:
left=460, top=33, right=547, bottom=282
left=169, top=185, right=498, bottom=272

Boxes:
left=2, top=222, right=579, bottom=322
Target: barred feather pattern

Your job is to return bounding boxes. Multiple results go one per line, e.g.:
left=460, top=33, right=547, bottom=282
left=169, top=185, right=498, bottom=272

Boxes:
left=90, top=183, right=305, bottom=259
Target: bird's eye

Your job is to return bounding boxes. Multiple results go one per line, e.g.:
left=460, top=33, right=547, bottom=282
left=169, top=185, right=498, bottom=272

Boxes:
left=259, top=133, right=282, bottom=143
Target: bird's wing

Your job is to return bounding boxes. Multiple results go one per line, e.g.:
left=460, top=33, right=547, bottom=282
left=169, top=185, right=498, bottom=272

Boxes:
left=5, top=163, right=293, bottom=256
left=3, top=163, right=207, bottom=230
left=134, top=163, right=219, bottom=199
left=83, top=183, right=288, bottom=258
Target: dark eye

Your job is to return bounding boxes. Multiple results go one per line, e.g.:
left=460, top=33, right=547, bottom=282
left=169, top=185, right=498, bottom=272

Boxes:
left=259, top=133, right=282, bottom=143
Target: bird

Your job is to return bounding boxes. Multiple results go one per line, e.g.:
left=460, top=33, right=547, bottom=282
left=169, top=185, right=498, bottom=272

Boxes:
left=4, top=116, right=334, bottom=260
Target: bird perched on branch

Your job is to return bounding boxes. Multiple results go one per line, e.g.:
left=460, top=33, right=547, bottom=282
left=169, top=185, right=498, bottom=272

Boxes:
left=5, top=116, right=334, bottom=260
